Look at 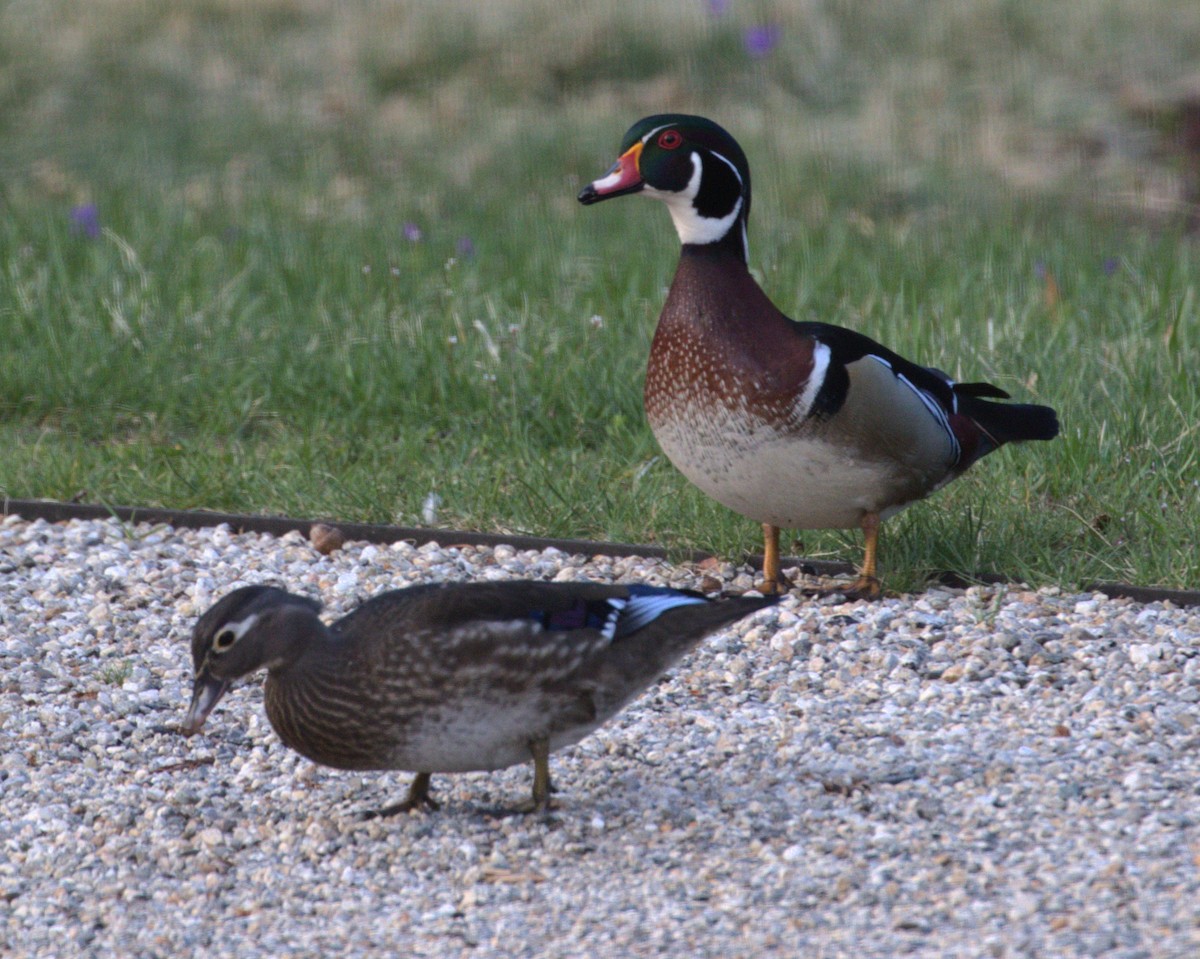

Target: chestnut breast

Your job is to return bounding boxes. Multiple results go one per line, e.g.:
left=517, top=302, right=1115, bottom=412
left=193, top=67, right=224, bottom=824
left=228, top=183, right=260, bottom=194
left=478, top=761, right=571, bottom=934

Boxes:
left=644, top=248, right=820, bottom=434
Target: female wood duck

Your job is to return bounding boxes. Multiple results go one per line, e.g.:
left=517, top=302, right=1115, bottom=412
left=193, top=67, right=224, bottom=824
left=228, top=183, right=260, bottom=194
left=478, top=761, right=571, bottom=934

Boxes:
left=184, top=580, right=774, bottom=814
left=579, top=114, right=1059, bottom=598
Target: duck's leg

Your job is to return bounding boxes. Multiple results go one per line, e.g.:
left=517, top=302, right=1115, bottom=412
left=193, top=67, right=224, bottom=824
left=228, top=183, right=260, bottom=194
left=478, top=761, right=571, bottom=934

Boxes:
left=758, top=523, right=785, bottom=594
left=843, top=511, right=883, bottom=600
left=364, top=771, right=440, bottom=818
left=514, top=737, right=554, bottom=813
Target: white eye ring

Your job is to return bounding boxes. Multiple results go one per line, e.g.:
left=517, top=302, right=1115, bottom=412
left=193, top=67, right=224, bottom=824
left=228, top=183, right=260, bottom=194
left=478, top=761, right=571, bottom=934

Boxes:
left=210, top=612, right=259, bottom=653
left=213, top=629, right=237, bottom=652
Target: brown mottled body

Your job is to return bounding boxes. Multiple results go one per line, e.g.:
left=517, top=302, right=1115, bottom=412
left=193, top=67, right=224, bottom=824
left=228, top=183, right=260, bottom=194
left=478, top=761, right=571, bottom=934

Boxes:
left=184, top=582, right=775, bottom=812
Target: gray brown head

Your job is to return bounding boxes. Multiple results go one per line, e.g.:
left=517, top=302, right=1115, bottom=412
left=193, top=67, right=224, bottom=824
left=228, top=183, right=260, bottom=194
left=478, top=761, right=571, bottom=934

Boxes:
left=184, top=585, right=323, bottom=735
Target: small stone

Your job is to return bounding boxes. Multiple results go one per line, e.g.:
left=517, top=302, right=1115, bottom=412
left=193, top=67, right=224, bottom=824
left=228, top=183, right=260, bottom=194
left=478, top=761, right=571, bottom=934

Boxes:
left=309, top=524, right=347, bottom=555
left=1128, top=643, right=1162, bottom=666
left=197, top=828, right=223, bottom=848
left=940, top=663, right=965, bottom=682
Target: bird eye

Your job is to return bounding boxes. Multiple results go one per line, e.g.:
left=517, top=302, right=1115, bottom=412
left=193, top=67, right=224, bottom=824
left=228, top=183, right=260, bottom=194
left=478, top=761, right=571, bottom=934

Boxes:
left=658, top=130, right=683, bottom=150
left=212, top=629, right=236, bottom=652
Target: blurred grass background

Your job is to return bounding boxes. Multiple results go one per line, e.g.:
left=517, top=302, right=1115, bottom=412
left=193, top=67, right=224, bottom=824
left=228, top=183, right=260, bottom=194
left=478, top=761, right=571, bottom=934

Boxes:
left=1, top=0, right=1198, bottom=590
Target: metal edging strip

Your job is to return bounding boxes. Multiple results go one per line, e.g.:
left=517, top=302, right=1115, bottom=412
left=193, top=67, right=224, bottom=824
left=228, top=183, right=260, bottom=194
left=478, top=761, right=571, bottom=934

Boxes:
left=3, top=497, right=1197, bottom=606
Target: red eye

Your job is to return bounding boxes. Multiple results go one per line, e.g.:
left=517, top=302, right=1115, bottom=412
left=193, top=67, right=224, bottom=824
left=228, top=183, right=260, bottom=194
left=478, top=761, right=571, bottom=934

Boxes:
left=657, top=130, right=683, bottom=150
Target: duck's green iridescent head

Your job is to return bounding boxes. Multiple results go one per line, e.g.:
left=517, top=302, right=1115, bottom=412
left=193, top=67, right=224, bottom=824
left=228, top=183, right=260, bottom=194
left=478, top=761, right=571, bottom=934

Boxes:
left=578, top=114, right=752, bottom=261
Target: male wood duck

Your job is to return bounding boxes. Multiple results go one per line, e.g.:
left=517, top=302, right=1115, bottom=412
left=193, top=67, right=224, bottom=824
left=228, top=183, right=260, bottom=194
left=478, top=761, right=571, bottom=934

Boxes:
left=184, top=580, right=774, bottom=814
left=579, top=114, right=1059, bottom=598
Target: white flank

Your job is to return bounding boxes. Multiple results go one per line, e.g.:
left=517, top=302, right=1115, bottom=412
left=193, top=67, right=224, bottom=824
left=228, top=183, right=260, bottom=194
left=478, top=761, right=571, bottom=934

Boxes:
left=868, top=355, right=957, bottom=451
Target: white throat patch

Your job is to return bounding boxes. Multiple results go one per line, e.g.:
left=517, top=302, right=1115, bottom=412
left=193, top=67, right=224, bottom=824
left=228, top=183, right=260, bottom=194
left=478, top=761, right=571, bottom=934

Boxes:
left=645, top=152, right=743, bottom=248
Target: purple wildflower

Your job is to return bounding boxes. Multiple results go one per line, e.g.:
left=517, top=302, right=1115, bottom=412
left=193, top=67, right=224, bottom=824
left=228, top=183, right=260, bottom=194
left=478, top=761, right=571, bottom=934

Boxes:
left=706, top=0, right=731, bottom=16
left=402, top=222, right=423, bottom=242
left=1102, top=257, right=1119, bottom=276
left=69, top=204, right=101, bottom=239
left=743, top=24, right=781, bottom=59
left=1033, top=260, right=1047, bottom=280
left=455, top=235, right=476, bottom=258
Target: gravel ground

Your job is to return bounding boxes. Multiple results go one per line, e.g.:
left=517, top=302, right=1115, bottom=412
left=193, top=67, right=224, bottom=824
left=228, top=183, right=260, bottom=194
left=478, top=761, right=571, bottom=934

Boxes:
left=2, top=513, right=1198, bottom=958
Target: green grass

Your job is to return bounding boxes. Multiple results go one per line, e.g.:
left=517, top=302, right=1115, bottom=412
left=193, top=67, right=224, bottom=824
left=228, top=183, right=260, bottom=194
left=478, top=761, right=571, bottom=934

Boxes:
left=99, top=660, right=133, bottom=687
left=1, top=0, right=1198, bottom=591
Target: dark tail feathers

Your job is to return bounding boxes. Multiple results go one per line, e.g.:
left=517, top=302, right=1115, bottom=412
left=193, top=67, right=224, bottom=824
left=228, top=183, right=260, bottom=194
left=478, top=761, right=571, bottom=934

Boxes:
left=959, top=392, right=1060, bottom=447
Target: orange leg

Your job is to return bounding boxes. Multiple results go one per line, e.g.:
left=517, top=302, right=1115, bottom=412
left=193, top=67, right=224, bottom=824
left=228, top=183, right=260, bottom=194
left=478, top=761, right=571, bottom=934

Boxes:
left=845, top=511, right=882, bottom=600
left=759, top=523, right=785, bottom=595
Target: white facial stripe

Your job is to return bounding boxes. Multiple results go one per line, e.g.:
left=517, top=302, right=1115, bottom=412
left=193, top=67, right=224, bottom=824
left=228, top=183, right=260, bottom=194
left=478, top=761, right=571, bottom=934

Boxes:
left=640, top=124, right=672, bottom=144
left=709, top=149, right=743, bottom=188
left=222, top=613, right=260, bottom=643
left=648, top=153, right=744, bottom=246
left=643, top=152, right=701, bottom=200
left=794, top=342, right=831, bottom=418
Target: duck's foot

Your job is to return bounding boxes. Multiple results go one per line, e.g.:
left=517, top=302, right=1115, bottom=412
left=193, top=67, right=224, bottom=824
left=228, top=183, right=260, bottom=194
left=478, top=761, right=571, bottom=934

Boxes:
left=510, top=794, right=554, bottom=815
left=756, top=569, right=796, bottom=596
left=361, top=771, right=440, bottom=818
left=841, top=574, right=882, bottom=602
left=800, top=574, right=883, bottom=602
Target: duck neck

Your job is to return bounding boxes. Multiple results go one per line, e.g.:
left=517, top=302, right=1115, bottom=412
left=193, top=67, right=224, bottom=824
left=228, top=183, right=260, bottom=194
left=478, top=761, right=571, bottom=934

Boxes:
left=662, top=233, right=779, bottom=344
left=261, top=607, right=333, bottom=675
left=681, top=230, right=749, bottom=269
left=671, top=206, right=749, bottom=264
